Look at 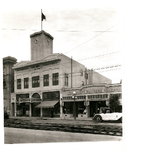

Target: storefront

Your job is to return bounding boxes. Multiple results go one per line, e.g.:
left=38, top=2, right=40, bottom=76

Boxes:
left=36, top=100, right=60, bottom=117
left=11, top=91, right=60, bottom=117
left=35, top=91, right=60, bottom=117
left=61, top=84, right=122, bottom=119
left=63, top=101, right=86, bottom=118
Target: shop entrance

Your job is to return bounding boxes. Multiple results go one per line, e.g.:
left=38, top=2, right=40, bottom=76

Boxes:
left=17, top=103, right=29, bottom=116
left=32, top=103, right=40, bottom=117
left=63, top=101, right=85, bottom=118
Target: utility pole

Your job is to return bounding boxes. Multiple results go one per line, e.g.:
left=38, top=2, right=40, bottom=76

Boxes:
left=71, top=57, right=72, bottom=88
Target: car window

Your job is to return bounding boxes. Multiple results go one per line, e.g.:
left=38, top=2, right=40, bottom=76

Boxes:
left=106, top=110, right=110, bottom=113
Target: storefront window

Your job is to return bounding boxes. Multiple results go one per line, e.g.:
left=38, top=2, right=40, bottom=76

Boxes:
left=78, top=102, right=85, bottom=114
left=63, top=102, right=73, bottom=114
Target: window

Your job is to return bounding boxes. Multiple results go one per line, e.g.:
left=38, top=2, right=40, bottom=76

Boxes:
left=3, top=79, right=6, bottom=89
left=64, top=73, right=68, bottom=86
left=85, top=73, right=88, bottom=79
left=43, top=91, right=60, bottom=100
left=24, top=78, right=29, bottom=88
left=43, top=74, right=49, bottom=86
left=52, top=73, right=59, bottom=85
left=63, top=102, right=73, bottom=114
left=17, top=79, right=21, bottom=89
left=32, top=76, right=40, bottom=88
left=103, top=94, right=108, bottom=98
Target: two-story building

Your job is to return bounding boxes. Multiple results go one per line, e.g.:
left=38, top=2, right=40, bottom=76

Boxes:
left=11, top=30, right=112, bottom=118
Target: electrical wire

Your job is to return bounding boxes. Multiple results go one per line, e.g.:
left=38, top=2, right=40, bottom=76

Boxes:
left=64, top=22, right=121, bottom=54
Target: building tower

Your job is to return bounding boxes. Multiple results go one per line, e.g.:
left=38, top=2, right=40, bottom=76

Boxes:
left=3, top=56, right=17, bottom=116
left=30, top=30, right=54, bottom=61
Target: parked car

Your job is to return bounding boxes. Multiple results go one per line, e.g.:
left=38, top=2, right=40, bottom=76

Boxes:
left=93, top=108, right=122, bottom=122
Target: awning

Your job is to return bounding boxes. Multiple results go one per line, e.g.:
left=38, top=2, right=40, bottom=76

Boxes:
left=35, top=101, right=59, bottom=108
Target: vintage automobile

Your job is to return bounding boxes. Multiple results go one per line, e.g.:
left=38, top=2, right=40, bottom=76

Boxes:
left=93, top=108, right=122, bottom=122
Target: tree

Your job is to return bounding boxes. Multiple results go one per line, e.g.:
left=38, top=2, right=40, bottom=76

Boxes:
left=108, top=94, right=120, bottom=112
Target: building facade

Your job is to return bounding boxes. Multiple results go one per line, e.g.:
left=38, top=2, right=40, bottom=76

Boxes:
left=11, top=30, right=112, bottom=118
left=3, top=56, right=17, bottom=116
left=60, top=83, right=122, bottom=119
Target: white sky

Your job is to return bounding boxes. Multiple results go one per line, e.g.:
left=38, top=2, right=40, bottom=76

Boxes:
left=1, top=0, right=123, bottom=83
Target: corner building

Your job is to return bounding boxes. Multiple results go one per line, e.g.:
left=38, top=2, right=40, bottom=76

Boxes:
left=11, top=30, right=112, bottom=118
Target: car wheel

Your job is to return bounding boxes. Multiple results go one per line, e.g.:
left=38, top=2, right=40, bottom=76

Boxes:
left=96, top=116, right=102, bottom=122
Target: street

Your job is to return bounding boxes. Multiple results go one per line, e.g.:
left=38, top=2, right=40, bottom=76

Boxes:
left=4, top=127, right=122, bottom=144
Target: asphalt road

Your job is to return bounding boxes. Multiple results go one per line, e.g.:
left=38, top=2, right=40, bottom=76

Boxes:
left=4, top=127, right=123, bottom=144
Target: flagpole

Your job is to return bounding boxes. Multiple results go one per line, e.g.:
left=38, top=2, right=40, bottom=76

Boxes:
left=41, top=9, right=42, bottom=31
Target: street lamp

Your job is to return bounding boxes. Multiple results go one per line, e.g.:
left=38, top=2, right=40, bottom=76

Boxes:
left=72, top=91, right=76, bottom=120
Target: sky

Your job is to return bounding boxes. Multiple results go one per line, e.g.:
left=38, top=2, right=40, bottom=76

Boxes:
left=1, top=0, right=123, bottom=83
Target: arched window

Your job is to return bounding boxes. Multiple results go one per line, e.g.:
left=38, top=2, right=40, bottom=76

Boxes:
left=32, top=93, right=40, bottom=98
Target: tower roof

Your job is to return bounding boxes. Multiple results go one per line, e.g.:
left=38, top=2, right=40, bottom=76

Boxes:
left=3, top=56, right=17, bottom=64
left=30, top=30, right=54, bottom=39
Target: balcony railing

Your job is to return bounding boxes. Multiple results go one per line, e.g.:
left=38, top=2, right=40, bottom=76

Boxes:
left=19, top=98, right=30, bottom=103
left=17, top=98, right=42, bottom=103
left=31, top=98, right=41, bottom=102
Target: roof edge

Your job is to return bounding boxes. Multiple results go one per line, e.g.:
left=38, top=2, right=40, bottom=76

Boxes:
left=30, top=30, right=54, bottom=39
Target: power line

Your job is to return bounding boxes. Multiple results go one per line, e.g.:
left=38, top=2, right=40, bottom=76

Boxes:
left=35, top=50, right=121, bottom=68
left=77, top=51, right=121, bottom=62
left=11, top=64, right=121, bottom=82
left=2, top=28, right=119, bottom=33
left=64, top=22, right=121, bottom=54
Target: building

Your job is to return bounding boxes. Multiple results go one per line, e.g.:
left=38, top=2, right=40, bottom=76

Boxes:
left=61, top=83, right=122, bottom=118
left=11, top=30, right=112, bottom=118
left=3, top=56, right=17, bottom=116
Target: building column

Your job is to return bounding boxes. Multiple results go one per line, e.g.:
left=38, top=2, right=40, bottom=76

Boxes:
left=60, top=105, right=63, bottom=119
left=40, top=108, right=43, bottom=117
left=14, top=102, right=17, bottom=117
left=29, top=103, right=32, bottom=117
left=60, top=93, right=64, bottom=119
left=85, top=95, right=89, bottom=118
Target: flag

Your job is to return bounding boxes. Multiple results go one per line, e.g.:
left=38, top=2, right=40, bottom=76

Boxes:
left=41, top=12, right=46, bottom=21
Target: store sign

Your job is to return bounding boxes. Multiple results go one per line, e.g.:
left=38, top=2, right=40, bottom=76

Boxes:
left=62, top=85, right=121, bottom=95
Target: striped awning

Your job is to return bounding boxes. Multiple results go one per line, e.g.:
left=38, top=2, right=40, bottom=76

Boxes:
left=35, top=101, right=59, bottom=108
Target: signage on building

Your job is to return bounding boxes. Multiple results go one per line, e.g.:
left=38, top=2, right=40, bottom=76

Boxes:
left=62, top=85, right=121, bottom=95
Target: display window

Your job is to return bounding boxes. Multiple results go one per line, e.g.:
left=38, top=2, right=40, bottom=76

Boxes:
left=63, top=102, right=73, bottom=114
